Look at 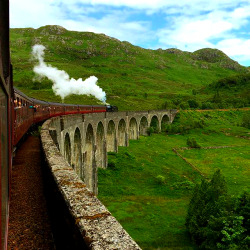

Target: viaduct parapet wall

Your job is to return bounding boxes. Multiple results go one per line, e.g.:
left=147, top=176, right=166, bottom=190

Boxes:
left=41, top=109, right=177, bottom=249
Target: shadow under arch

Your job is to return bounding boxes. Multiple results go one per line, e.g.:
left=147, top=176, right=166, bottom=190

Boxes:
left=96, top=122, right=105, bottom=168
left=129, top=117, right=138, bottom=140
left=150, top=115, right=160, bottom=132
left=73, top=127, right=82, bottom=178
left=107, top=120, right=116, bottom=152
left=139, top=116, right=148, bottom=136
left=84, top=124, right=95, bottom=192
left=118, top=119, right=126, bottom=146
left=64, top=133, right=71, bottom=166
left=161, top=114, right=170, bottom=132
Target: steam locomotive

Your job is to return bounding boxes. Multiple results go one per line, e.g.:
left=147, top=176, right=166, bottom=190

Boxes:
left=0, top=1, right=117, bottom=248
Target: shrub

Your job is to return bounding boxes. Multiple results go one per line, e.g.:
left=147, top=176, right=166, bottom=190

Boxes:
left=156, top=175, right=166, bottom=185
left=108, top=152, right=117, bottom=156
left=161, top=100, right=175, bottom=109
left=242, top=112, right=250, bottom=129
left=107, top=160, right=117, bottom=170
left=187, top=138, right=201, bottom=148
left=201, top=102, right=213, bottom=109
left=124, top=151, right=135, bottom=160
left=171, top=180, right=195, bottom=190
left=147, top=127, right=154, bottom=136
left=179, top=101, right=189, bottom=110
left=188, top=99, right=200, bottom=109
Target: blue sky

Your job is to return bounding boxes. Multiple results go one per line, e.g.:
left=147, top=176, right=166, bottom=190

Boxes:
left=10, top=0, right=250, bottom=66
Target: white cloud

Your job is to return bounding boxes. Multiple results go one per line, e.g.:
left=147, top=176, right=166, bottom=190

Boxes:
left=156, top=6, right=250, bottom=61
left=217, top=38, right=250, bottom=63
left=10, top=0, right=63, bottom=27
left=9, top=0, right=250, bottom=65
left=63, top=0, right=249, bottom=11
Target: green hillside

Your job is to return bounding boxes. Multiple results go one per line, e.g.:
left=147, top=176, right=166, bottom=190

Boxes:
left=10, top=25, right=249, bottom=110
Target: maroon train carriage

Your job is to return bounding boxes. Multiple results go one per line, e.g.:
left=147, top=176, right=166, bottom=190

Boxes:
left=78, top=105, right=92, bottom=113
left=92, top=105, right=107, bottom=113
left=48, top=102, right=65, bottom=117
left=29, top=97, right=50, bottom=124
left=64, top=103, right=79, bottom=115
left=0, top=0, right=12, bottom=249
left=13, top=88, right=34, bottom=145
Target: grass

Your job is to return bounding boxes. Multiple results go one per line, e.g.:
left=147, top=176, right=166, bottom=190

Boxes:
left=180, top=147, right=250, bottom=195
left=98, top=110, right=250, bottom=249
left=10, top=26, right=249, bottom=111
left=99, top=135, right=200, bottom=249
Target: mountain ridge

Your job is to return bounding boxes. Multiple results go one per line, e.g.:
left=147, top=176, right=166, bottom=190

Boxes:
left=10, top=25, right=249, bottom=110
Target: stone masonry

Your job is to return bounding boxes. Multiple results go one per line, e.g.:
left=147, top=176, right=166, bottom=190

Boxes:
left=41, top=109, right=177, bottom=249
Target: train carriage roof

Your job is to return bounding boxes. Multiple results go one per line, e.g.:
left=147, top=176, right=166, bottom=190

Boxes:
left=29, top=97, right=49, bottom=105
left=14, top=87, right=33, bottom=102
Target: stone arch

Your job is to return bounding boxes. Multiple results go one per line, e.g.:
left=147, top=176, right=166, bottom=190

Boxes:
left=73, top=127, right=82, bottom=177
left=139, top=116, right=148, bottom=135
left=150, top=115, right=160, bottom=132
left=84, top=124, right=95, bottom=191
left=129, top=117, right=138, bottom=140
left=96, top=122, right=105, bottom=168
left=64, top=133, right=71, bottom=166
left=118, top=119, right=126, bottom=146
left=107, top=120, right=116, bottom=152
left=161, top=114, right=170, bottom=131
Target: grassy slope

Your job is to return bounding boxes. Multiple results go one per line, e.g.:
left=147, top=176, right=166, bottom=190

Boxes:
left=98, top=110, right=250, bottom=249
left=10, top=25, right=248, bottom=110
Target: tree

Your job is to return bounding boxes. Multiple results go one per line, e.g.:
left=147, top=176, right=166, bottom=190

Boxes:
left=188, top=99, right=200, bottom=109
left=186, top=170, right=227, bottom=245
left=186, top=170, right=250, bottom=249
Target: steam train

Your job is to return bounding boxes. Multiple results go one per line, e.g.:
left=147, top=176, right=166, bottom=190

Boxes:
left=13, top=87, right=117, bottom=146
left=0, top=1, right=117, bottom=248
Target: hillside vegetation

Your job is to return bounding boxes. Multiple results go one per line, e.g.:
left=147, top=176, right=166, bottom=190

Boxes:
left=10, top=25, right=249, bottom=110
left=98, top=110, right=250, bottom=249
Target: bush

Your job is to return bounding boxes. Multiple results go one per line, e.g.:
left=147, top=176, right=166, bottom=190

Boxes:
left=179, top=101, right=189, bottom=110
left=156, top=175, right=166, bottom=185
left=124, top=151, right=135, bottom=160
left=186, top=170, right=250, bottom=249
left=147, top=127, right=154, bottom=136
left=161, top=100, right=175, bottom=109
left=171, top=180, right=195, bottom=190
left=242, top=112, right=250, bottom=129
left=108, top=152, right=117, bottom=156
left=188, top=99, right=200, bottom=109
left=107, top=160, right=117, bottom=170
left=187, top=138, right=201, bottom=148
left=201, top=102, right=213, bottom=110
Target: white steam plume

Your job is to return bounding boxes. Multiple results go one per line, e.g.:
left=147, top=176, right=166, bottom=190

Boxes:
left=32, top=44, right=106, bottom=103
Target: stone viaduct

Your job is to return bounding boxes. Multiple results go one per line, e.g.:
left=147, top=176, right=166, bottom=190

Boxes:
left=49, top=109, right=178, bottom=194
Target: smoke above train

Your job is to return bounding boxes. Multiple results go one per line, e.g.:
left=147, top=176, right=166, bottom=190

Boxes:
left=32, top=44, right=107, bottom=103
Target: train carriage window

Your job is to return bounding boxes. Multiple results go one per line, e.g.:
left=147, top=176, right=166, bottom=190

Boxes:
left=0, top=84, right=9, bottom=248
